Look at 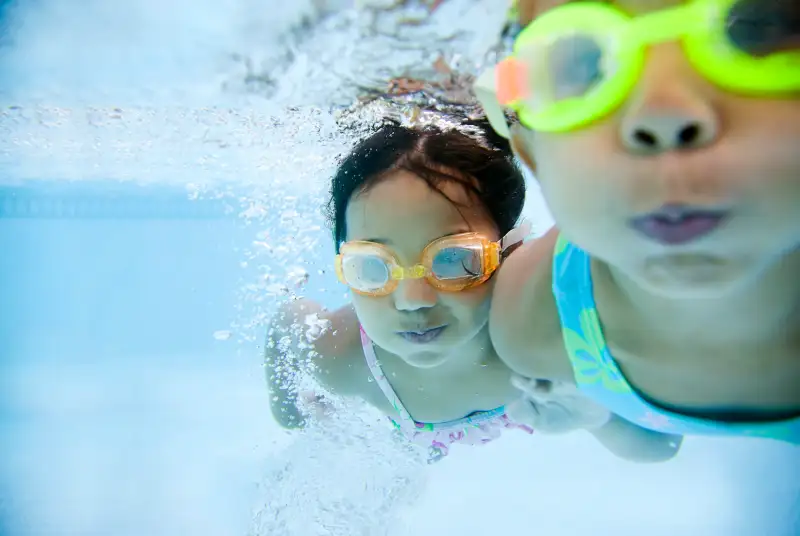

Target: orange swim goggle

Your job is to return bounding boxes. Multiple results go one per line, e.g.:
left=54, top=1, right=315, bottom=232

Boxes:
left=335, top=223, right=531, bottom=297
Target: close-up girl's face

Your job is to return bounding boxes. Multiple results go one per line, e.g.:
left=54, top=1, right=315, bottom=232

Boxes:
left=511, top=0, right=800, bottom=298
left=344, top=169, right=500, bottom=368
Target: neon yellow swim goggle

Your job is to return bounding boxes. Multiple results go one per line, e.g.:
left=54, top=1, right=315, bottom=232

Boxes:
left=475, top=0, right=800, bottom=135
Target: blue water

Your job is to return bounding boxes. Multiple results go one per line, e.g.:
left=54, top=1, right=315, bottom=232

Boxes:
left=0, top=184, right=265, bottom=534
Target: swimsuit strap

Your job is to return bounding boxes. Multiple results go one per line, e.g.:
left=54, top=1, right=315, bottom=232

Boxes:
left=359, top=327, right=514, bottom=435
left=360, top=327, right=416, bottom=430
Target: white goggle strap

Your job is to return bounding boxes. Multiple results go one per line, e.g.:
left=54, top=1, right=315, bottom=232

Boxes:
left=473, top=67, right=512, bottom=139
left=500, top=219, right=533, bottom=255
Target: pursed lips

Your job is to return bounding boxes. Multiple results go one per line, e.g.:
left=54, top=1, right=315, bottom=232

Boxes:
left=397, top=324, right=447, bottom=335
left=396, top=325, right=448, bottom=344
left=629, top=204, right=730, bottom=245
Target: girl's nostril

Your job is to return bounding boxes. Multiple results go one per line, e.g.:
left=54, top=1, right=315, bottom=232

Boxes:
left=678, top=123, right=701, bottom=146
left=633, top=129, right=657, bottom=147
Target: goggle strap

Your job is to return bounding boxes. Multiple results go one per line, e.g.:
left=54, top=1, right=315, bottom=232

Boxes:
left=501, top=219, right=533, bottom=254
left=474, top=68, right=512, bottom=139
left=334, top=254, right=345, bottom=283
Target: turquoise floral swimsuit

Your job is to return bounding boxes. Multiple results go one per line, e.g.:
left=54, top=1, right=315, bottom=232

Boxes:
left=552, top=235, right=800, bottom=444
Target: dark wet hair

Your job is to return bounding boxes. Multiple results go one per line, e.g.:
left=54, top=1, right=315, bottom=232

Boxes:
left=326, top=118, right=526, bottom=253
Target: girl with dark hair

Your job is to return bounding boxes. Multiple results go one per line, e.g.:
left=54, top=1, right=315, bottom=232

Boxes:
left=265, top=119, right=536, bottom=462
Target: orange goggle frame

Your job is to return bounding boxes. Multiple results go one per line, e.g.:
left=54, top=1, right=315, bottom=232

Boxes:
left=334, top=233, right=502, bottom=297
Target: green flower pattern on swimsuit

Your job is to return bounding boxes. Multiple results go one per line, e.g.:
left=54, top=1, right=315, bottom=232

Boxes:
left=562, top=308, right=629, bottom=394
left=554, top=234, right=570, bottom=257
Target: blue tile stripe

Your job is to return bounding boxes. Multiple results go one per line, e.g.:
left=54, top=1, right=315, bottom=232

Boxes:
left=0, top=182, right=234, bottom=219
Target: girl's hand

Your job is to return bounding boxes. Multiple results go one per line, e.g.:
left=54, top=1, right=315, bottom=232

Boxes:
left=506, top=375, right=611, bottom=433
left=297, top=390, right=335, bottom=422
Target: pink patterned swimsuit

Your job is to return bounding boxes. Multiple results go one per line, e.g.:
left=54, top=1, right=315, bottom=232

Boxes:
left=360, top=327, right=533, bottom=463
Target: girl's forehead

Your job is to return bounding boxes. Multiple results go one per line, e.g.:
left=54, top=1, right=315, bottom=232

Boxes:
left=345, top=171, right=492, bottom=245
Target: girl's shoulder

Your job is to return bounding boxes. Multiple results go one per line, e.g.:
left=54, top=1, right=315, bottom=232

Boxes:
left=491, top=226, right=558, bottom=330
left=489, top=227, right=575, bottom=383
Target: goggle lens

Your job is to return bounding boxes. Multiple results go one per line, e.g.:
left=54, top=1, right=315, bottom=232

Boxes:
left=340, top=253, right=390, bottom=293
left=725, top=0, right=800, bottom=58
left=430, top=245, right=485, bottom=282
left=544, top=35, right=605, bottom=102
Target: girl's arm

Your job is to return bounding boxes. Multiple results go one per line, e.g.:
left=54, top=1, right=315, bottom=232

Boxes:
left=264, top=299, right=325, bottom=428
left=588, top=415, right=683, bottom=463
left=508, top=377, right=682, bottom=463
left=264, top=300, right=364, bottom=429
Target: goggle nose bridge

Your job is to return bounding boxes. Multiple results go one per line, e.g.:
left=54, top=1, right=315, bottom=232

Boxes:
left=389, top=263, right=427, bottom=281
